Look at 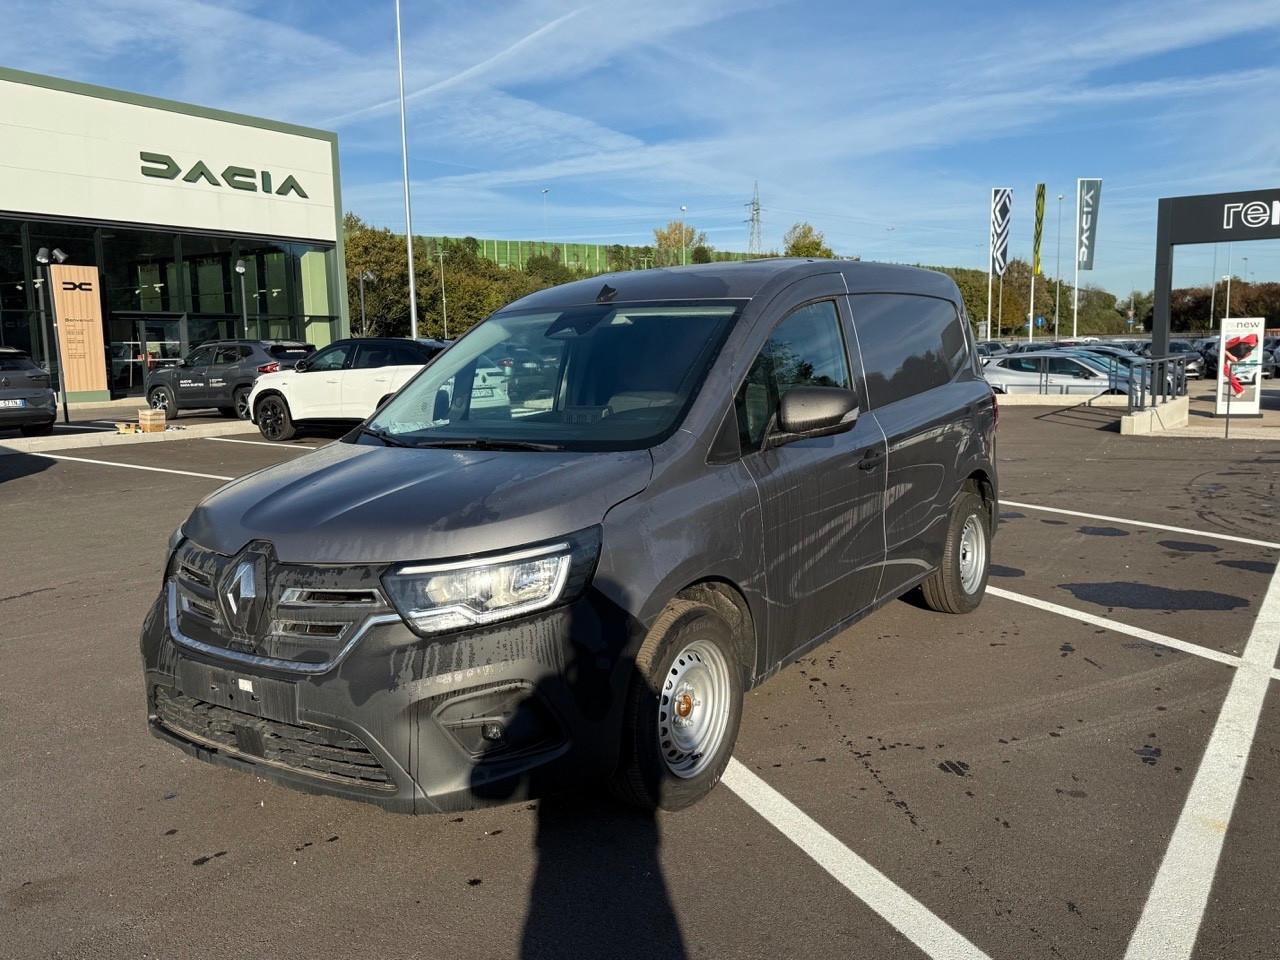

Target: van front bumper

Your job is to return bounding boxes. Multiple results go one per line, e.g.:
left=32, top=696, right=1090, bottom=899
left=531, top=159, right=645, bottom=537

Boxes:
left=139, top=587, right=642, bottom=814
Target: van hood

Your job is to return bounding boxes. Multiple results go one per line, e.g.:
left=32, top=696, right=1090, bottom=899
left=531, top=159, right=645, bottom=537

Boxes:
left=183, top=441, right=653, bottom=563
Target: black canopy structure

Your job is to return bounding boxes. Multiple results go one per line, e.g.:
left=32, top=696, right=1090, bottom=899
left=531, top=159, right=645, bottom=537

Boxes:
left=1152, top=187, right=1280, bottom=355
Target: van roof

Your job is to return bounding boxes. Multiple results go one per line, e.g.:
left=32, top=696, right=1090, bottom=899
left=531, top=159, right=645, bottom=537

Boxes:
left=505, top=258, right=960, bottom=311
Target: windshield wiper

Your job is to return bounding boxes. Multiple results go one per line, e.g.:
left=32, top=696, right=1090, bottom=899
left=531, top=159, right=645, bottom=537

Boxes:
left=360, top=426, right=415, bottom=447
left=410, top=437, right=565, bottom=452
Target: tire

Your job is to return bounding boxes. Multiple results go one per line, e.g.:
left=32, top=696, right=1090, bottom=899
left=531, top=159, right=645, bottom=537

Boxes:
left=919, top=490, right=990, bottom=614
left=232, top=386, right=252, bottom=420
left=613, top=600, right=743, bottom=811
left=147, top=386, right=176, bottom=419
left=20, top=420, right=55, bottom=437
left=255, top=394, right=297, bottom=442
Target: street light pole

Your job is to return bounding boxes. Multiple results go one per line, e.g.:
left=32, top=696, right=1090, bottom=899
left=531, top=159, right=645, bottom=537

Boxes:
left=358, top=270, right=375, bottom=336
left=35, top=247, right=71, bottom=425
left=394, top=0, right=418, bottom=338
left=1054, top=193, right=1063, bottom=339
left=1223, top=274, right=1233, bottom=320
left=234, top=259, right=248, bottom=338
left=541, top=187, right=549, bottom=240
left=679, top=205, right=688, bottom=266
left=438, top=250, right=448, bottom=340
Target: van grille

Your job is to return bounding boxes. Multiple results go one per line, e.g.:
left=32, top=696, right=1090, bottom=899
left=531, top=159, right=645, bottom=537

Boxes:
left=169, top=540, right=394, bottom=669
left=154, top=687, right=394, bottom=792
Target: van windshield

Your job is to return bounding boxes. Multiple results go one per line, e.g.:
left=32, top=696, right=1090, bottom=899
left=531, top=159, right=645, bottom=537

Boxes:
left=364, top=301, right=740, bottom=451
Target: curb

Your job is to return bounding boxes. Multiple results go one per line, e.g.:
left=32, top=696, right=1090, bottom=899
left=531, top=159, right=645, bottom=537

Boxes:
left=0, top=419, right=261, bottom=455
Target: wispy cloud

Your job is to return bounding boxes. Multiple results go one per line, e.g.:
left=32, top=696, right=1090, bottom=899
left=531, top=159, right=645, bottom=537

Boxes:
left=3, top=0, right=1278, bottom=291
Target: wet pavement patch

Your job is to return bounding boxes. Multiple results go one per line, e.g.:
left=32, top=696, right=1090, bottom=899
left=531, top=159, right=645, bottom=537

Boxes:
left=989, top=564, right=1026, bottom=578
left=1079, top=526, right=1129, bottom=537
left=1041, top=519, right=1069, bottom=525
left=1157, top=540, right=1221, bottom=553
left=1058, top=581, right=1250, bottom=611
left=1000, top=511, right=1026, bottom=520
left=1217, top=559, right=1277, bottom=575
left=1134, top=745, right=1162, bottom=766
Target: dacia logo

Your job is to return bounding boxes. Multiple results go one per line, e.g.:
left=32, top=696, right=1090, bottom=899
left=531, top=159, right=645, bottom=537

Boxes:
left=140, top=151, right=309, bottom=199
left=1222, top=199, right=1280, bottom=230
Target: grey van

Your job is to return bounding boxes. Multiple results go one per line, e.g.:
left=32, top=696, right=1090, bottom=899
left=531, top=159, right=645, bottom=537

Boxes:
left=141, top=259, right=998, bottom=813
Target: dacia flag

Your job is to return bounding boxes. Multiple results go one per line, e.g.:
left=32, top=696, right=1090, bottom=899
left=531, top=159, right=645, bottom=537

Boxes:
left=1033, top=183, right=1045, bottom=275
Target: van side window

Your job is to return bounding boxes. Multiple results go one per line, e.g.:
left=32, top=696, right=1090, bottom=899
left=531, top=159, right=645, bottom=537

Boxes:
left=735, top=300, right=850, bottom=450
left=849, top=294, right=968, bottom=408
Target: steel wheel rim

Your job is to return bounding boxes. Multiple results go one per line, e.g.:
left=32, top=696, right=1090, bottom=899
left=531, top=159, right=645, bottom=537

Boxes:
left=959, top=514, right=986, bottom=595
left=658, top=638, right=732, bottom=779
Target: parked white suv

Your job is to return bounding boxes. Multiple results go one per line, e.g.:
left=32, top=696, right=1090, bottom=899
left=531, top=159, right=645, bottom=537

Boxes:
left=250, top=338, right=447, bottom=441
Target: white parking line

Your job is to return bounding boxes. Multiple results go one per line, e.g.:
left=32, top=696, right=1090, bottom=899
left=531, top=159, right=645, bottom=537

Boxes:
left=39, top=453, right=234, bottom=481
left=1001, top=499, right=1280, bottom=551
left=722, top=759, right=992, bottom=960
left=204, top=436, right=311, bottom=450
left=1124, top=564, right=1280, bottom=960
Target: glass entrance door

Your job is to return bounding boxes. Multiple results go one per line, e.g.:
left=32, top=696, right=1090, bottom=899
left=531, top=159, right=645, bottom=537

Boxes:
left=108, top=315, right=184, bottom=395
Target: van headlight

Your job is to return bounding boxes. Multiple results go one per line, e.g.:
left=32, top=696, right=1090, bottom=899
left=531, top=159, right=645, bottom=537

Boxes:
left=164, top=525, right=185, bottom=576
left=382, top=528, right=601, bottom=636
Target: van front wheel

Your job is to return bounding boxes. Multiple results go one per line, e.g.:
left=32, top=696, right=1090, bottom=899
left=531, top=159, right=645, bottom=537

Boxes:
left=919, top=490, right=990, bottom=614
left=613, top=600, right=743, bottom=811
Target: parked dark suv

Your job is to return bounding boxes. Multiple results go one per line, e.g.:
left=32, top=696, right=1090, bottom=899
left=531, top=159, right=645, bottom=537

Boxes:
left=0, top=347, right=57, bottom=436
left=141, top=259, right=998, bottom=813
left=145, top=340, right=314, bottom=420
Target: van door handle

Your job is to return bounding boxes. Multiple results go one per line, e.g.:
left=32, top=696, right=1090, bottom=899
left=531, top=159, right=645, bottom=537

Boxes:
left=858, top=448, right=885, bottom=471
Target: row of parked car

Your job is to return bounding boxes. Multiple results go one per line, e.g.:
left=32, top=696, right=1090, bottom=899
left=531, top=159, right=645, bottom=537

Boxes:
left=974, top=335, right=1278, bottom=396
left=142, top=336, right=458, bottom=441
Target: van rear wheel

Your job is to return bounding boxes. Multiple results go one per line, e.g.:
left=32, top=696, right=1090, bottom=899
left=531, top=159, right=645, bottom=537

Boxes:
left=919, top=490, right=990, bottom=614
left=613, top=600, right=743, bottom=811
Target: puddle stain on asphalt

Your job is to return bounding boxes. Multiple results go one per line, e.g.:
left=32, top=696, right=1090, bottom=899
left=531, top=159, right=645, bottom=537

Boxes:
left=1041, top=519, right=1069, bottom=525
left=1217, top=559, right=1277, bottom=575
left=1057, top=581, right=1249, bottom=611
left=989, top=564, right=1026, bottom=578
left=1059, top=642, right=1075, bottom=657
left=1079, top=526, right=1129, bottom=537
left=1157, top=540, right=1221, bottom=553
left=191, top=851, right=228, bottom=866
left=1000, top=511, right=1026, bottom=520
left=1134, top=745, right=1162, bottom=766
left=1055, top=788, right=1088, bottom=799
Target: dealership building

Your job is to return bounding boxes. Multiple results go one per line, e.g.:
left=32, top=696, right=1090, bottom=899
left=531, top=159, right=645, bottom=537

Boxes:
left=0, top=67, right=348, bottom=401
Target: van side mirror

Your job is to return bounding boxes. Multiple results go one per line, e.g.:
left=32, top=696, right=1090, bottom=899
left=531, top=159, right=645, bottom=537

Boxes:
left=767, top=386, right=859, bottom=448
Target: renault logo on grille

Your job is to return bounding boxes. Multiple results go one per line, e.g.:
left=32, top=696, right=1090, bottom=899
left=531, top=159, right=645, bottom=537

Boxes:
left=219, top=545, right=271, bottom=637
left=226, top=561, right=256, bottom=615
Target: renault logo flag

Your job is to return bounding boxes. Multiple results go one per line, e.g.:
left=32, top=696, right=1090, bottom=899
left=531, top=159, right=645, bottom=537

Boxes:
left=990, top=187, right=1012, bottom=276
left=1076, top=178, right=1102, bottom=271
left=1033, top=183, right=1045, bottom=275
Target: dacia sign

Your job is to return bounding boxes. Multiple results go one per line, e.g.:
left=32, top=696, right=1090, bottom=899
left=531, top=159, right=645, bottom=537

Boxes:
left=139, top=151, right=309, bottom=199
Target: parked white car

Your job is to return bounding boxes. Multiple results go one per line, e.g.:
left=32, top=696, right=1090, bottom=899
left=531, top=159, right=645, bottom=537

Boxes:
left=250, top=337, right=447, bottom=441
left=981, top=351, right=1128, bottom=395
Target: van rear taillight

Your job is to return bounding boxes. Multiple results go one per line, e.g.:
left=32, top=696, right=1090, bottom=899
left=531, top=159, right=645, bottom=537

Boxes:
left=257, top=361, right=280, bottom=374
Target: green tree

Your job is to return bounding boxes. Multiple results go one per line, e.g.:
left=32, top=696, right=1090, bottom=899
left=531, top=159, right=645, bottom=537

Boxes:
left=782, top=222, right=834, bottom=258
left=653, top=220, right=707, bottom=266
left=690, top=244, right=712, bottom=264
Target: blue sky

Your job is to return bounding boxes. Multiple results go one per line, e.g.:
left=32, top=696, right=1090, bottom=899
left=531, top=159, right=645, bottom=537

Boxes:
left=5, top=0, right=1280, bottom=295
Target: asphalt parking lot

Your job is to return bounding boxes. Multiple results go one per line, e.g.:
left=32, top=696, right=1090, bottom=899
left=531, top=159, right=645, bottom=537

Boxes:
left=2, top=410, right=1278, bottom=960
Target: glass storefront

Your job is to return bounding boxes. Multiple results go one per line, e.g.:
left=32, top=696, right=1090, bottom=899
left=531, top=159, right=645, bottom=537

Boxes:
left=0, top=214, right=342, bottom=396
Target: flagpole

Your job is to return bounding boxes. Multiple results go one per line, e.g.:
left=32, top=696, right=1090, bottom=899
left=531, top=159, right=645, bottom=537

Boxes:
left=997, top=276, right=1003, bottom=340
left=1028, top=268, right=1036, bottom=343
left=1072, top=178, right=1081, bottom=339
